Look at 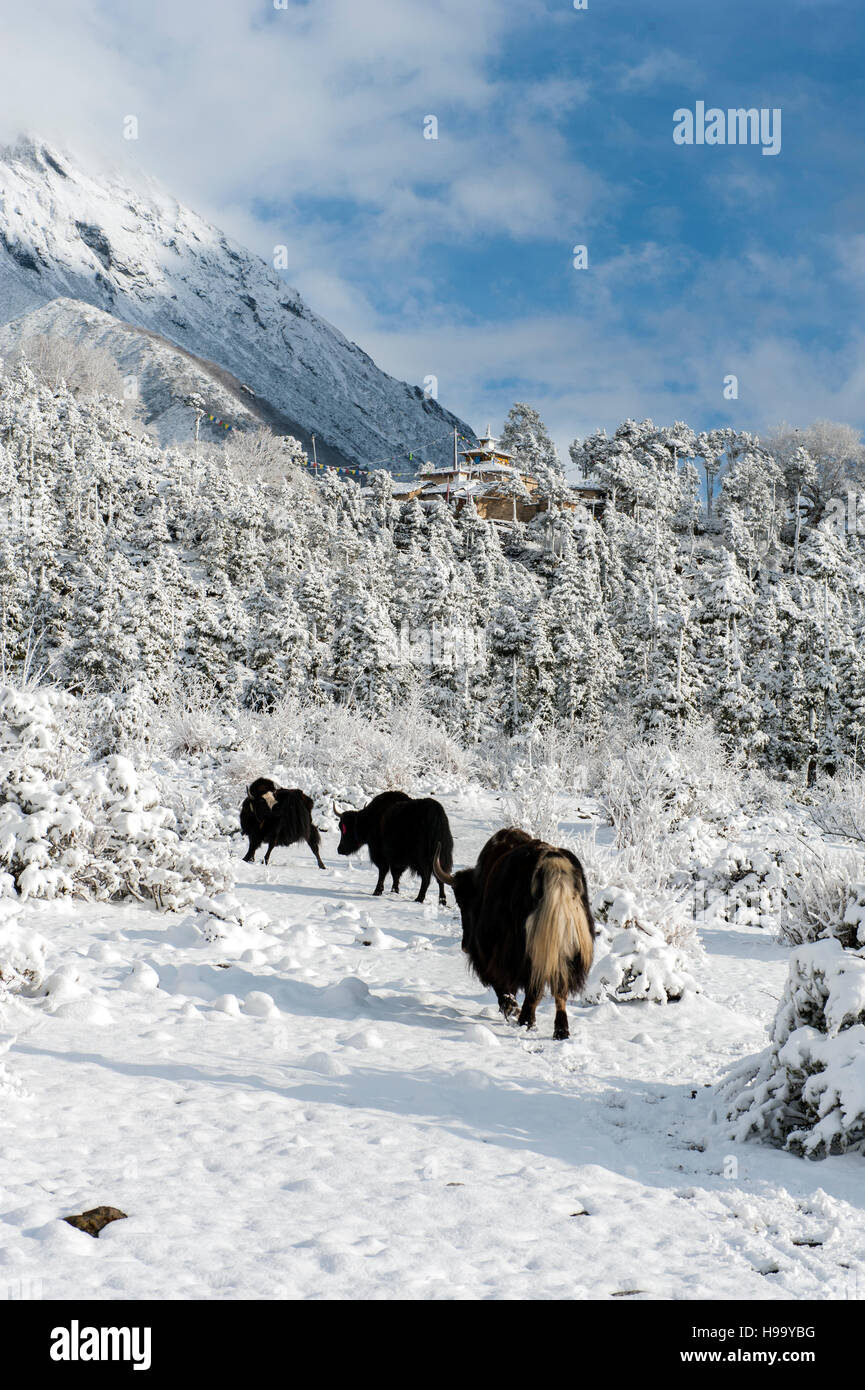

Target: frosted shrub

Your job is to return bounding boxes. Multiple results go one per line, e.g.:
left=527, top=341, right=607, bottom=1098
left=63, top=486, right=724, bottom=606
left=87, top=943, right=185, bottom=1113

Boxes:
left=584, top=884, right=701, bottom=1005
left=699, top=833, right=862, bottom=940
left=723, top=937, right=865, bottom=1157
left=831, top=881, right=865, bottom=950
left=0, top=754, right=232, bottom=908
left=0, top=913, right=49, bottom=996
left=80, top=686, right=158, bottom=761
left=702, top=835, right=795, bottom=932
left=162, top=681, right=233, bottom=757
left=779, top=848, right=863, bottom=947
left=0, top=683, right=83, bottom=778
left=809, top=764, right=865, bottom=847
left=159, top=776, right=238, bottom=842
left=13, top=332, right=129, bottom=402
left=740, top=766, right=789, bottom=819
left=604, top=743, right=679, bottom=854
left=0, top=683, right=233, bottom=910
left=249, top=694, right=477, bottom=800
left=602, top=724, right=742, bottom=861
left=390, top=698, right=479, bottom=784
left=499, top=764, right=562, bottom=842
left=494, top=722, right=601, bottom=799
left=576, top=833, right=702, bottom=1003
left=673, top=721, right=745, bottom=812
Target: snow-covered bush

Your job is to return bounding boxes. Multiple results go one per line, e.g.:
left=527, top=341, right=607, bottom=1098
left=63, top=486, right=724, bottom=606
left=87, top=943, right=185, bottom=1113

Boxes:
left=700, top=833, right=796, bottom=931
left=487, top=721, right=599, bottom=798
left=81, top=686, right=159, bottom=760
left=694, top=830, right=864, bottom=940
left=499, top=763, right=562, bottom=842
left=161, top=678, right=237, bottom=757
left=603, top=743, right=677, bottom=851
left=723, top=937, right=865, bottom=1157
left=0, top=753, right=232, bottom=908
left=602, top=724, right=743, bottom=844
left=212, top=692, right=480, bottom=809
left=12, top=331, right=131, bottom=403
left=778, top=848, right=865, bottom=946
left=0, top=683, right=233, bottom=909
left=584, top=883, right=702, bottom=1004
left=187, top=890, right=272, bottom=945
left=161, top=781, right=238, bottom=843
left=809, top=764, right=865, bottom=848
left=0, top=913, right=49, bottom=996
left=576, top=833, right=702, bottom=1003
left=0, top=683, right=84, bottom=778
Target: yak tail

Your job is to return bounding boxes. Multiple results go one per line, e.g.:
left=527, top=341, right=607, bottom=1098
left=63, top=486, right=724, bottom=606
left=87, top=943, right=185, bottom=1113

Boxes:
left=526, top=852, right=593, bottom=997
left=436, top=815, right=454, bottom=874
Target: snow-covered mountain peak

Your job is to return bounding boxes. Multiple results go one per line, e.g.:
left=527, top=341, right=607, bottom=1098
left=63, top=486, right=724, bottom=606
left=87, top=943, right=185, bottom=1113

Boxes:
left=0, top=136, right=473, bottom=471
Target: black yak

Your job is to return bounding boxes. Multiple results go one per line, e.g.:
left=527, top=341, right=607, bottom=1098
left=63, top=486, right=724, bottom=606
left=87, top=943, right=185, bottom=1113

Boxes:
left=334, top=791, right=454, bottom=905
left=433, top=827, right=595, bottom=1039
left=240, top=778, right=326, bottom=868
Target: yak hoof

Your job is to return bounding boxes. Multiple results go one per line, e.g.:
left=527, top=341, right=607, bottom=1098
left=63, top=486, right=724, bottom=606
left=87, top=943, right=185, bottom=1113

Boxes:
left=553, top=1025, right=570, bottom=1041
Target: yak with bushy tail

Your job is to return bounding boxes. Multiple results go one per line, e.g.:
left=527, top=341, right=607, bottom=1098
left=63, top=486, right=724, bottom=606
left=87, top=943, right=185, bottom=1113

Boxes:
left=433, top=827, right=595, bottom=1039
left=335, top=791, right=454, bottom=905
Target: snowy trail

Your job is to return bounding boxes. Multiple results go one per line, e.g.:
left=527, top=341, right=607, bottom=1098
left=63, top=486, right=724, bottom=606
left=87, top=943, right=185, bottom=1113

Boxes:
left=2, top=795, right=864, bottom=1301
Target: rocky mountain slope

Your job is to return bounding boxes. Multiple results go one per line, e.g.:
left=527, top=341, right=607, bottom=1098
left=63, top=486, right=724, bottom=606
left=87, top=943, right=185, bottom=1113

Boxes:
left=0, top=297, right=346, bottom=463
left=0, top=136, right=473, bottom=471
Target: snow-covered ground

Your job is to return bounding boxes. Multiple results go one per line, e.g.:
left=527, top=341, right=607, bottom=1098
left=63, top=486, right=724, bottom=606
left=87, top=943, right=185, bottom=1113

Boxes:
left=2, top=790, right=864, bottom=1302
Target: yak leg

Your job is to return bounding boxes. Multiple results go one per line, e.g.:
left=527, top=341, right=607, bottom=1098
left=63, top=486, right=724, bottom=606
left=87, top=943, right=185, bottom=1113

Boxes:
left=518, top=986, right=542, bottom=1031
left=263, top=840, right=276, bottom=866
left=497, top=991, right=519, bottom=1021
left=415, top=871, right=431, bottom=903
left=373, top=865, right=387, bottom=896
left=306, top=830, right=326, bottom=870
left=553, top=987, right=570, bottom=1041
left=243, top=838, right=260, bottom=863
left=391, top=868, right=403, bottom=893
left=437, top=877, right=447, bottom=907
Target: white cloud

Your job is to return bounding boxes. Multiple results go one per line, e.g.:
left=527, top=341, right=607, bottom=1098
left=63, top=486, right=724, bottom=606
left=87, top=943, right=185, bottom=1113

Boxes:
left=0, top=0, right=860, bottom=457
left=830, top=233, right=865, bottom=291
left=0, top=1, right=611, bottom=279
left=616, top=48, right=704, bottom=94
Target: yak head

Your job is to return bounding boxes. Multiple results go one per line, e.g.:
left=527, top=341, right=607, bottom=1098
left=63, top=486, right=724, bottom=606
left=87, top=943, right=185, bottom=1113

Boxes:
left=334, top=804, right=364, bottom=856
left=247, top=777, right=278, bottom=801
left=432, top=849, right=477, bottom=940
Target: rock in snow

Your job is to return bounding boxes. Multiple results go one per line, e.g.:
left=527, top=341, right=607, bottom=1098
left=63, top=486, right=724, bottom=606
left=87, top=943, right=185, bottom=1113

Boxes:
left=63, top=1206, right=127, bottom=1239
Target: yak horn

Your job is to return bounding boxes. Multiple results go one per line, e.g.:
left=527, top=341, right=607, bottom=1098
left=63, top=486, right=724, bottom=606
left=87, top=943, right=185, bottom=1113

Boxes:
left=332, top=801, right=341, bottom=817
left=432, top=845, right=456, bottom=886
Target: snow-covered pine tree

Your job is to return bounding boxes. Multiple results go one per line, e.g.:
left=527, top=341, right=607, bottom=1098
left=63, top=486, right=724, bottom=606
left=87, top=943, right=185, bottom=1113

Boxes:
left=500, top=402, right=564, bottom=496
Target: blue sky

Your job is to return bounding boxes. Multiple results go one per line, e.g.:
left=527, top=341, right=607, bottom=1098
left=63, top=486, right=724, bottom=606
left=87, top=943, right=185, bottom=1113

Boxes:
left=3, top=0, right=865, bottom=462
